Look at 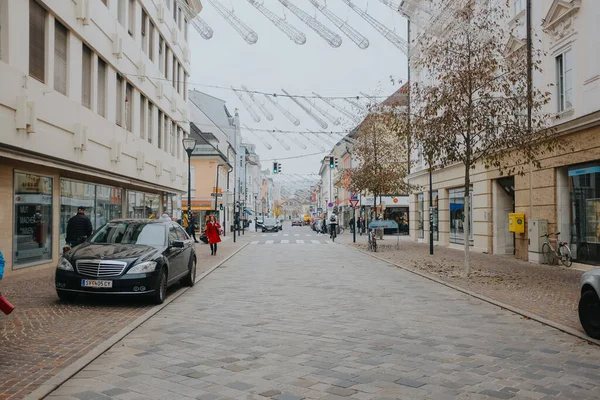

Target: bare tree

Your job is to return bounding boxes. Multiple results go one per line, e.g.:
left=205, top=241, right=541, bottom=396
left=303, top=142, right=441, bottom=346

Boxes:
left=347, top=105, right=412, bottom=215
left=411, top=0, right=560, bottom=276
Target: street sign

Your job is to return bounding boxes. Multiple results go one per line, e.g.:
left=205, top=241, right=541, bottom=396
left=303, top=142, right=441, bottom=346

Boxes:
left=328, top=202, right=333, bottom=208
left=351, top=191, right=359, bottom=200
left=211, top=193, right=223, bottom=197
left=349, top=199, right=359, bottom=208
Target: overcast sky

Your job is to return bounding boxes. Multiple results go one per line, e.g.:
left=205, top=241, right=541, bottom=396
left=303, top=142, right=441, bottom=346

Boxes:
left=188, top=0, right=408, bottom=179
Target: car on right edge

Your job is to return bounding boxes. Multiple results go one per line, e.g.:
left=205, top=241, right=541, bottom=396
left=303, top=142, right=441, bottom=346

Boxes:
left=579, top=268, right=600, bottom=339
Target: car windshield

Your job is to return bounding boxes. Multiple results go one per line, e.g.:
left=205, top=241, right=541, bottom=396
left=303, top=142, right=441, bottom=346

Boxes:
left=89, top=222, right=166, bottom=246
left=264, top=218, right=276, bottom=224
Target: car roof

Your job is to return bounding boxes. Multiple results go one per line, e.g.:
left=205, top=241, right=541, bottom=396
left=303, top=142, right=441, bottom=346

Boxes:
left=107, top=218, right=171, bottom=224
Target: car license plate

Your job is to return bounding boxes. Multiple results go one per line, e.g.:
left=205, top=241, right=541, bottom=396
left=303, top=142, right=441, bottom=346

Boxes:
left=81, top=279, right=113, bottom=288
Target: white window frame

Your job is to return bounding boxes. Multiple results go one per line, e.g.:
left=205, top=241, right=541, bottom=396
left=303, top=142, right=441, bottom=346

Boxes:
left=556, top=49, right=573, bottom=113
left=513, top=0, right=525, bottom=15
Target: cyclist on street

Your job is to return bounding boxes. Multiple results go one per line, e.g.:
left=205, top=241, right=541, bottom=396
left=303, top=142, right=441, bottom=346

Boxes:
left=329, top=212, right=338, bottom=240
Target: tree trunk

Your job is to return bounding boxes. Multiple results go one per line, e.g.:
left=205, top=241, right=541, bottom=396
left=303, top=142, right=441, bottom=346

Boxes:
left=464, top=164, right=471, bottom=277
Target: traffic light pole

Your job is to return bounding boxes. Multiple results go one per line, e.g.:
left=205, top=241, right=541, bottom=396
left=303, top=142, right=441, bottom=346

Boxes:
left=353, top=206, right=356, bottom=243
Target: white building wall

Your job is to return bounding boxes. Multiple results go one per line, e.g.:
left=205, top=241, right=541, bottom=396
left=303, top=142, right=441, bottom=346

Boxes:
left=0, top=0, right=200, bottom=191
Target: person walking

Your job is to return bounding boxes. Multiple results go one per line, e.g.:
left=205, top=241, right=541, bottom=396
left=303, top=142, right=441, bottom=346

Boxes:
left=190, top=215, right=199, bottom=243
left=329, top=212, right=338, bottom=240
left=66, top=206, right=93, bottom=248
left=205, top=215, right=221, bottom=256
left=349, top=217, right=355, bottom=233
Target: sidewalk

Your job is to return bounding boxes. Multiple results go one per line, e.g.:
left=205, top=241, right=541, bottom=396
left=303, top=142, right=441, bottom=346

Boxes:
left=0, top=238, right=242, bottom=399
left=337, top=232, right=588, bottom=335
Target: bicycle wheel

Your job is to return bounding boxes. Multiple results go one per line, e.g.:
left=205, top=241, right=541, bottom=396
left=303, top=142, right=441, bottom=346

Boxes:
left=542, top=243, right=555, bottom=265
left=560, top=245, right=573, bottom=268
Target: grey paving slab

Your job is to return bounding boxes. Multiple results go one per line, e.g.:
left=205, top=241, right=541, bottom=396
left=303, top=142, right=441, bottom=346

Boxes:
left=50, top=237, right=600, bottom=399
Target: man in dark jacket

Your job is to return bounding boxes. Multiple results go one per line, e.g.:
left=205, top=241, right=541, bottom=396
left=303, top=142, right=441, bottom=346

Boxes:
left=66, top=206, right=93, bottom=247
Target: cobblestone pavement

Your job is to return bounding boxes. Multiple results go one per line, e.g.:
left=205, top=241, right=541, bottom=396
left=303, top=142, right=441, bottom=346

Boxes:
left=335, top=233, right=587, bottom=334
left=48, top=228, right=600, bottom=400
left=0, top=238, right=240, bottom=399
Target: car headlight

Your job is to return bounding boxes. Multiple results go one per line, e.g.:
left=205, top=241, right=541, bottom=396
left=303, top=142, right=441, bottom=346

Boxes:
left=126, top=261, right=157, bottom=274
left=57, top=257, right=74, bottom=271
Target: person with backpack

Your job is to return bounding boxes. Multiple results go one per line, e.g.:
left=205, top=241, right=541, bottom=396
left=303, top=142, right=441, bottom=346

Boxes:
left=329, top=213, right=338, bottom=241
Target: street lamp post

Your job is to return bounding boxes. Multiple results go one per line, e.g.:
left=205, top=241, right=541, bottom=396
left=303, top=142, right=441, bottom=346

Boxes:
left=254, top=194, right=258, bottom=232
left=182, top=137, right=197, bottom=236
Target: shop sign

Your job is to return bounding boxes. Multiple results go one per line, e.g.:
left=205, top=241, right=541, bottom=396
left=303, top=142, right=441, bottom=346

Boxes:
left=569, top=166, right=600, bottom=176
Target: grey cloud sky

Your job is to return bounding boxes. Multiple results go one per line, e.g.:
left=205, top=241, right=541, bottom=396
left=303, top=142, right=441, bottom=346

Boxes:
left=188, top=0, right=408, bottom=176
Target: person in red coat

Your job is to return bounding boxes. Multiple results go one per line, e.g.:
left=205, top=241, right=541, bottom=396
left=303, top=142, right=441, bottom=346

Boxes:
left=205, top=215, right=221, bottom=256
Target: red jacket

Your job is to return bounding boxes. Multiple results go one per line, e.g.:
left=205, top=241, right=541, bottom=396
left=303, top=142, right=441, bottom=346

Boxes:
left=206, top=221, right=221, bottom=244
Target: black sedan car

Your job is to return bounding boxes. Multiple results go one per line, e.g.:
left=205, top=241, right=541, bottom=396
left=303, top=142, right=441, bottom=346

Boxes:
left=262, top=217, right=279, bottom=232
left=55, top=219, right=197, bottom=304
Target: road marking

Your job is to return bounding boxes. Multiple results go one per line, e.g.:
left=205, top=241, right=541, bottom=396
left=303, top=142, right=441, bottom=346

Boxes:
left=284, top=234, right=289, bottom=237
left=266, top=240, right=274, bottom=244
left=271, top=234, right=278, bottom=237
left=250, top=241, right=259, bottom=245
left=281, top=240, right=289, bottom=244
left=305, top=234, right=312, bottom=237
left=311, top=240, right=320, bottom=244
left=294, top=234, right=299, bottom=237
left=297, top=240, right=305, bottom=244
left=261, top=235, right=266, bottom=237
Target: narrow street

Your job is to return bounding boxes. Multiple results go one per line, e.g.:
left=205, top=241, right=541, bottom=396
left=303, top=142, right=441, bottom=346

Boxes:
left=45, top=225, right=600, bottom=400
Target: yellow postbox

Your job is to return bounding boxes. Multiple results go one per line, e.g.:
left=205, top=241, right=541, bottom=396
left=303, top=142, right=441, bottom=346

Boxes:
left=508, top=213, right=525, bottom=233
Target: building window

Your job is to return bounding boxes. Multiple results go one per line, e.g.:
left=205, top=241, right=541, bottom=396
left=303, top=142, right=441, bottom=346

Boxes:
left=432, top=191, right=439, bottom=241
left=140, top=94, right=146, bottom=139
left=163, top=43, right=169, bottom=79
left=149, top=22, right=155, bottom=62
left=159, top=35, right=165, bottom=75
left=126, top=82, right=133, bottom=132
left=184, top=18, right=188, bottom=40
left=163, top=115, right=169, bottom=152
left=172, top=55, right=176, bottom=88
left=513, top=0, right=525, bottom=15
left=127, top=191, right=159, bottom=218
left=147, top=102, right=153, bottom=143
left=118, top=0, right=126, bottom=27
left=176, top=63, right=181, bottom=93
left=157, top=110, right=163, bottom=149
left=101, top=0, right=107, bottom=5
left=177, top=127, right=181, bottom=159
left=116, top=74, right=124, bottom=126
left=141, top=9, right=147, bottom=54
left=128, top=0, right=135, bottom=37
left=97, top=58, right=107, bottom=117
left=173, top=1, right=177, bottom=22
left=81, top=44, right=92, bottom=109
left=29, top=0, right=46, bottom=83
left=556, top=50, right=573, bottom=113
left=171, top=121, right=176, bottom=155
left=183, top=73, right=187, bottom=100
left=417, top=193, right=424, bottom=239
left=450, top=187, right=473, bottom=245
left=54, top=20, right=68, bottom=95
left=14, top=172, right=53, bottom=267
left=178, top=8, right=183, bottom=31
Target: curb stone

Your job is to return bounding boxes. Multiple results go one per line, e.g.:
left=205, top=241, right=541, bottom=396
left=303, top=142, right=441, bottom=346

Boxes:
left=26, top=243, right=249, bottom=400
left=345, top=243, right=600, bottom=347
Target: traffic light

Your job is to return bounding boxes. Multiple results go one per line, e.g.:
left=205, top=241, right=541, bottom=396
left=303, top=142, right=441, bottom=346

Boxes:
left=219, top=204, right=223, bottom=211
left=361, top=206, right=365, bottom=212
left=334, top=158, right=339, bottom=168
left=277, top=163, right=282, bottom=174
left=329, top=156, right=334, bottom=169
left=273, top=161, right=278, bottom=174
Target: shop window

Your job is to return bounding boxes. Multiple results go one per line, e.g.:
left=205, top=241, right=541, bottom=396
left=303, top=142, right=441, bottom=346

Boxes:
left=29, top=0, right=46, bottom=83
left=569, top=165, right=600, bottom=266
left=127, top=191, right=160, bottom=218
left=417, top=193, right=424, bottom=239
left=14, top=172, right=53, bottom=267
left=54, top=20, right=68, bottom=95
left=450, top=187, right=473, bottom=245
left=60, top=179, right=95, bottom=246
left=432, top=191, right=439, bottom=241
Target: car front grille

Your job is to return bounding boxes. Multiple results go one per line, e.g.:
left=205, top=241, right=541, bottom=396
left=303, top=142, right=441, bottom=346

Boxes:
left=76, top=260, right=128, bottom=277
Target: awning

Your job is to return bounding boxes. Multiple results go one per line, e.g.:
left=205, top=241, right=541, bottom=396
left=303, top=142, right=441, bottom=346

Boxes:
left=244, top=209, right=252, bottom=215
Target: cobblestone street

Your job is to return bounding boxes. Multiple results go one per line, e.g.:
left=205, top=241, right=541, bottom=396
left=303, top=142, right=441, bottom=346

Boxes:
left=336, top=232, right=586, bottom=334
left=46, top=227, right=600, bottom=400
left=0, top=238, right=240, bottom=399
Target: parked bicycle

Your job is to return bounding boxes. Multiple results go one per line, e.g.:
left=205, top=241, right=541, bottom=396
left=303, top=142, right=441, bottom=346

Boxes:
left=368, top=229, right=377, bottom=252
left=541, top=232, right=572, bottom=268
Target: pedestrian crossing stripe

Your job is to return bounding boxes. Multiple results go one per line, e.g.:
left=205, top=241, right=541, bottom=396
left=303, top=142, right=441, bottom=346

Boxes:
left=281, top=240, right=289, bottom=244
left=247, top=240, right=327, bottom=245
left=266, top=240, right=274, bottom=244
left=297, top=240, right=304, bottom=244
left=311, top=240, right=320, bottom=244
left=251, top=241, right=259, bottom=245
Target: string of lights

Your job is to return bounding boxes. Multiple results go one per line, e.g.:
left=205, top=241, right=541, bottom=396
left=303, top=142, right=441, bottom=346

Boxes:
left=262, top=151, right=328, bottom=161
left=124, top=74, right=389, bottom=100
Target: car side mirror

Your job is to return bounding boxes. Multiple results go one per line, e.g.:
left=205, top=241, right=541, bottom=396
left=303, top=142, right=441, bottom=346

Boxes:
left=171, top=240, right=185, bottom=248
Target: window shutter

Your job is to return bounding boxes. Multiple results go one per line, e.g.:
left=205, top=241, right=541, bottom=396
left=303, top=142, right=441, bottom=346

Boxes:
left=54, top=21, right=68, bottom=95
left=29, top=0, right=46, bottom=83
left=126, top=82, right=133, bottom=132
left=116, top=74, right=123, bottom=126
left=97, top=58, right=106, bottom=117
left=81, top=44, right=92, bottom=109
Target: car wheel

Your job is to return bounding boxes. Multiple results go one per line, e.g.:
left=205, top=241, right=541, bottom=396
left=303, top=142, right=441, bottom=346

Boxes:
left=57, top=290, right=77, bottom=303
left=182, top=256, right=196, bottom=287
left=153, top=269, right=168, bottom=305
left=579, top=290, right=600, bottom=339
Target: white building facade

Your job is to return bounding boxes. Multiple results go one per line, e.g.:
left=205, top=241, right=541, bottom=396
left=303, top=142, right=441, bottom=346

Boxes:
left=404, top=0, right=600, bottom=265
left=0, top=0, right=202, bottom=276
